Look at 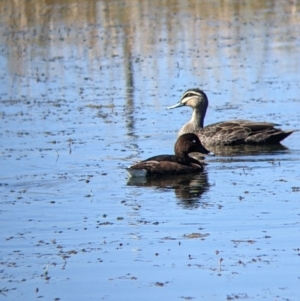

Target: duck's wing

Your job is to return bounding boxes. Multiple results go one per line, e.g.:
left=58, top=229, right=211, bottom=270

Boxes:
left=202, top=120, right=295, bottom=145
left=127, top=157, right=203, bottom=177
left=126, top=160, right=160, bottom=177
left=142, top=155, right=180, bottom=163
left=143, top=161, right=203, bottom=175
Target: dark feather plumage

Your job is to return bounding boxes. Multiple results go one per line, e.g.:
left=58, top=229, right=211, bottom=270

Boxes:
left=126, top=133, right=213, bottom=177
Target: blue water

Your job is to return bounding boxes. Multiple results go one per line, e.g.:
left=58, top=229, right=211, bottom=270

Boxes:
left=1, top=1, right=300, bottom=300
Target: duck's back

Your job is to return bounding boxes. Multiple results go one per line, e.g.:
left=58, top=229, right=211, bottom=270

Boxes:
left=180, top=119, right=295, bottom=146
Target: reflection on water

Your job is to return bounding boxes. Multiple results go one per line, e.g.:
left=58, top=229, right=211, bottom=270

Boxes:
left=198, top=143, right=289, bottom=157
left=127, top=172, right=210, bottom=207
left=1, top=0, right=300, bottom=104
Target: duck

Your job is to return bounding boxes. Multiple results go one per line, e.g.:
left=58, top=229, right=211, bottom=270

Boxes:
left=167, top=88, right=296, bottom=146
left=126, top=133, right=213, bottom=177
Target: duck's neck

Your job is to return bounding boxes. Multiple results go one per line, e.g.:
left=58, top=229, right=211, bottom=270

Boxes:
left=176, top=153, right=191, bottom=163
left=177, top=153, right=202, bottom=166
left=191, top=107, right=205, bottom=128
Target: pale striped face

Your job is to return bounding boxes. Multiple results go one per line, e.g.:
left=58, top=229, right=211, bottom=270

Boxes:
left=179, top=89, right=208, bottom=108
left=167, top=88, right=208, bottom=111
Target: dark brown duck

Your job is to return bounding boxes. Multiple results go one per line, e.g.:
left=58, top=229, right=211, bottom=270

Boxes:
left=126, top=133, right=213, bottom=177
left=168, top=88, right=296, bottom=146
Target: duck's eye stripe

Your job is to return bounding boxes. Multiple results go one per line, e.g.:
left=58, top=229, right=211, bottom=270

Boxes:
left=185, top=93, right=197, bottom=98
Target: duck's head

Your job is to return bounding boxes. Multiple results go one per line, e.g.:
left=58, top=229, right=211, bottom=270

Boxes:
left=167, top=88, right=209, bottom=112
left=174, top=133, right=213, bottom=157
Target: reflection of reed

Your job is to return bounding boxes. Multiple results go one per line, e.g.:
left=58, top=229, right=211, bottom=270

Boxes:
left=2, top=0, right=299, bottom=80
left=127, top=171, right=210, bottom=208
left=1, top=0, right=300, bottom=114
left=123, top=20, right=136, bottom=138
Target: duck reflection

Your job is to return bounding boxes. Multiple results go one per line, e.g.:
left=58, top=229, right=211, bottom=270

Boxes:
left=192, top=143, right=288, bottom=158
left=127, top=172, right=210, bottom=208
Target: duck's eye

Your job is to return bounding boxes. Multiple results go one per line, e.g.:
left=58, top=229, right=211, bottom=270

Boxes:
left=186, top=93, right=193, bottom=97
left=192, top=139, right=196, bottom=143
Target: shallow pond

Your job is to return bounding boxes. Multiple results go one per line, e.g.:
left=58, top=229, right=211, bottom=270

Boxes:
left=1, top=0, right=300, bottom=300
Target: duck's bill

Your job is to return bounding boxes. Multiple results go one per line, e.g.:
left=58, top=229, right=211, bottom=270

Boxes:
left=200, top=145, right=215, bottom=156
left=167, top=102, right=184, bottom=109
